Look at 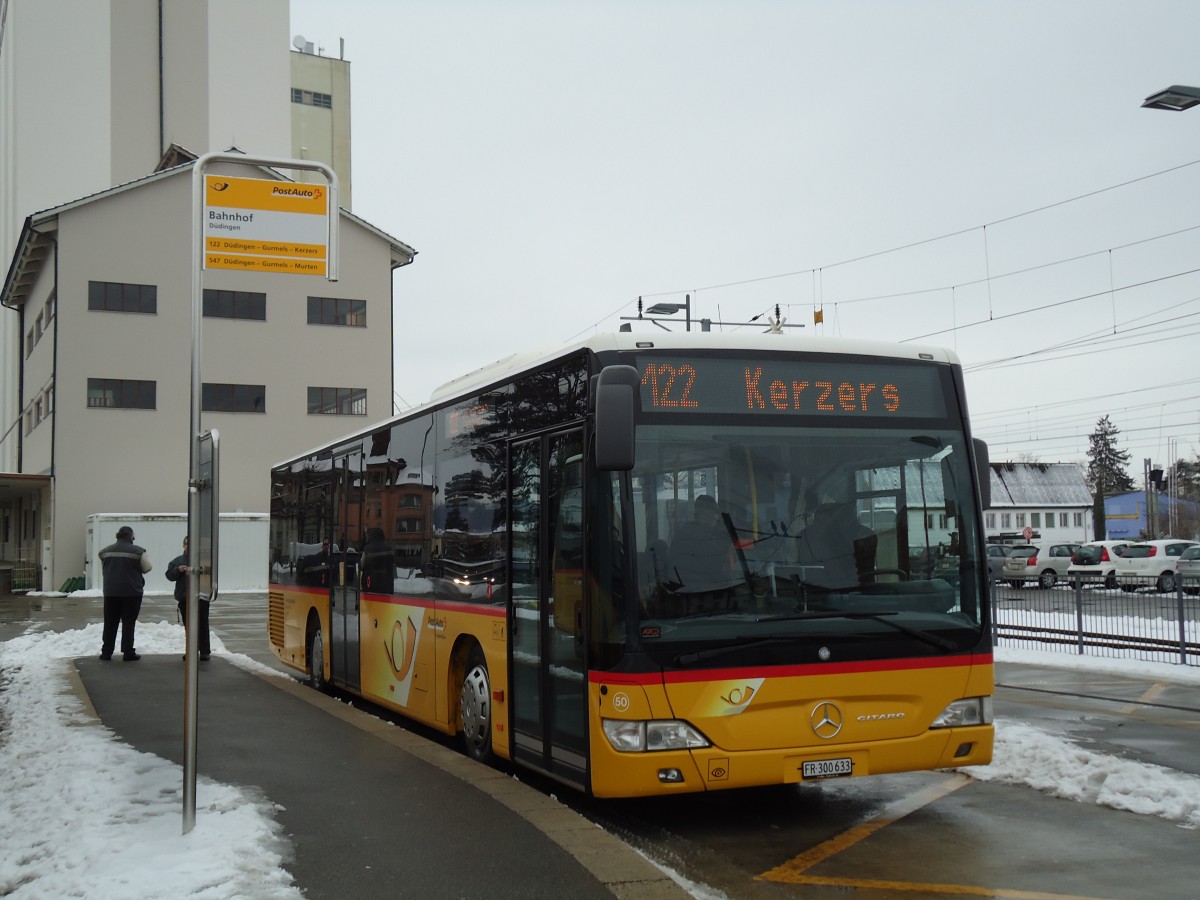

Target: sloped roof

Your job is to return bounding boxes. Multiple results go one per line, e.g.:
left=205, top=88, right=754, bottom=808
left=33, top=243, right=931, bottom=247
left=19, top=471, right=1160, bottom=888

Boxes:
left=989, top=462, right=1091, bottom=507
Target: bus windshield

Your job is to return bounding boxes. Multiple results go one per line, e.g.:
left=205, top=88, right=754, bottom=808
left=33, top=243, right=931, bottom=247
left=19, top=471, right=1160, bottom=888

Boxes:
left=625, top=420, right=984, bottom=664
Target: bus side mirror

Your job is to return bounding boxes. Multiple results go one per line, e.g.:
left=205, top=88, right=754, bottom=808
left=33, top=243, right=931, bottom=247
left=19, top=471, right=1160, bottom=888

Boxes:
left=973, top=438, right=991, bottom=510
left=595, top=365, right=638, bottom=471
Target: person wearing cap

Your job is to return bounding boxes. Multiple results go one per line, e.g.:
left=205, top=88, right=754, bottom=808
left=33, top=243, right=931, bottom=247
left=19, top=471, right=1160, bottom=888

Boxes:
left=98, top=525, right=152, bottom=661
left=167, top=535, right=210, bottom=661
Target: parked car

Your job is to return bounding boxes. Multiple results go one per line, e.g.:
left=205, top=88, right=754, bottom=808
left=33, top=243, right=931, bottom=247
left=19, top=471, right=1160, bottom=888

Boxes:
left=985, top=545, right=1012, bottom=581
left=1115, top=540, right=1200, bottom=593
left=1001, top=542, right=1081, bottom=589
left=1174, top=545, right=1200, bottom=596
left=1066, top=540, right=1130, bottom=590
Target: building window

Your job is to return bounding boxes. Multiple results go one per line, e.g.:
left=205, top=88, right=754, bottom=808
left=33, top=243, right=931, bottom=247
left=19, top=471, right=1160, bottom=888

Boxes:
left=1059, top=513, right=1068, bottom=528
left=291, top=88, right=332, bottom=109
left=399, top=494, right=422, bottom=509
left=307, top=296, right=366, bottom=327
left=1045, top=510, right=1055, bottom=526
left=1073, top=512, right=1084, bottom=528
left=87, top=378, right=156, bottom=409
left=395, top=517, right=424, bottom=534
left=1001, top=513, right=1011, bottom=529
left=203, top=289, right=266, bottom=320
left=986, top=513, right=995, bottom=529
left=1031, top=513, right=1041, bottom=528
left=203, top=383, right=266, bottom=413
left=308, top=386, right=366, bottom=415
left=88, top=280, right=157, bottom=314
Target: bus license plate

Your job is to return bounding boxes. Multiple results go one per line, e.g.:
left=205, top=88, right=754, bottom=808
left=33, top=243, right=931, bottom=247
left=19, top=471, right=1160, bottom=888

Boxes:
left=802, top=757, right=852, bottom=779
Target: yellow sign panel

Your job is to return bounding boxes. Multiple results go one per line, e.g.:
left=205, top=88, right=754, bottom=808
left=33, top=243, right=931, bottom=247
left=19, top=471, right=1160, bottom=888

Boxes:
left=205, top=253, right=327, bottom=276
left=203, top=174, right=330, bottom=276
left=205, top=176, right=327, bottom=214
left=205, top=237, right=327, bottom=260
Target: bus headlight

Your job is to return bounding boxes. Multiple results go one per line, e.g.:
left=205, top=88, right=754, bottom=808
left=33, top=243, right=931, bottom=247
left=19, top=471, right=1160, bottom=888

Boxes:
left=931, top=697, right=993, bottom=728
left=601, top=719, right=711, bottom=752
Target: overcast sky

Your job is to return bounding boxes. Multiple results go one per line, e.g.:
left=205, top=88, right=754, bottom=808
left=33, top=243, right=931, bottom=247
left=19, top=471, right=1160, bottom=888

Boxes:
left=290, top=0, right=1200, bottom=478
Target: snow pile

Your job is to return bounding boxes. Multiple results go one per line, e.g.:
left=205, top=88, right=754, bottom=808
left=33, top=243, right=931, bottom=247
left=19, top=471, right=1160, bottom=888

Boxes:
left=970, top=719, right=1200, bottom=828
left=0, top=622, right=302, bottom=898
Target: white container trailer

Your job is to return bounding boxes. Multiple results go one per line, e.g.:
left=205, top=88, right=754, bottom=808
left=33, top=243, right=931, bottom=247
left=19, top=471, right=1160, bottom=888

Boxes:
left=85, top=513, right=268, bottom=593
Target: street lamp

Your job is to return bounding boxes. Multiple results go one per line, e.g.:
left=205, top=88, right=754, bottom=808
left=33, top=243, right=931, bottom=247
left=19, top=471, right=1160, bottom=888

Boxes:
left=644, top=295, right=692, bottom=331
left=1141, top=85, right=1200, bottom=111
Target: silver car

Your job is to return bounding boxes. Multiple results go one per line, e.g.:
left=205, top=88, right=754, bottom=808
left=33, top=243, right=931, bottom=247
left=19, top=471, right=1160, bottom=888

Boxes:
left=986, top=545, right=1012, bottom=582
left=1001, top=543, right=1081, bottom=589
left=1175, top=545, right=1200, bottom=596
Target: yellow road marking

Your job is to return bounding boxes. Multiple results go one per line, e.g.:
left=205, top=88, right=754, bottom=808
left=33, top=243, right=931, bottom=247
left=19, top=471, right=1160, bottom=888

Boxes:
left=1118, top=681, right=1169, bottom=715
left=758, top=773, right=1108, bottom=899
left=760, top=773, right=971, bottom=879
left=778, top=874, right=1106, bottom=898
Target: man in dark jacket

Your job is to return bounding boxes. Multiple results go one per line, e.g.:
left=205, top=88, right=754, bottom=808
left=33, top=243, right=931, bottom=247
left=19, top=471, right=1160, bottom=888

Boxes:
left=99, top=525, right=152, bottom=661
left=167, top=535, right=210, bottom=660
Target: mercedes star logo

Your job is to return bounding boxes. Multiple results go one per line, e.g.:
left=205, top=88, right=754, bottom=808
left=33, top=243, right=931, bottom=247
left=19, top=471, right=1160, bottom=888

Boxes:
left=810, top=701, right=843, bottom=739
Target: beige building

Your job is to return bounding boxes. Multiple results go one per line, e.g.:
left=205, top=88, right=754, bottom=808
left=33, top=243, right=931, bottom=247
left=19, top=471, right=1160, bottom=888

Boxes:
left=1, top=0, right=354, bottom=474
left=290, top=38, right=353, bottom=210
left=1, top=157, right=414, bottom=590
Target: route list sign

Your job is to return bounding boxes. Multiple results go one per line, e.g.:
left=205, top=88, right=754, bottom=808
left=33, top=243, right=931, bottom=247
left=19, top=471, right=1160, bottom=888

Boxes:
left=203, top=175, right=329, bottom=275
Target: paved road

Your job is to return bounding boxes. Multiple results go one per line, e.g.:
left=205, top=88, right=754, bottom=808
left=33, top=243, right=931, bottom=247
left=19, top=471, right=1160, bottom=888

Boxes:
left=2, top=591, right=690, bottom=900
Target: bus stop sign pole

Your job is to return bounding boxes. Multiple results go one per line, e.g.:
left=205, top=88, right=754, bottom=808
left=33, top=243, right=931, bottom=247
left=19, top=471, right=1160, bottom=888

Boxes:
left=185, top=152, right=339, bottom=834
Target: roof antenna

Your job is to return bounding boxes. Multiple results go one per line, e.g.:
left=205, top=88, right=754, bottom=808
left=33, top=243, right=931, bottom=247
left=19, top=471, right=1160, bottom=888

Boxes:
left=768, top=304, right=786, bottom=334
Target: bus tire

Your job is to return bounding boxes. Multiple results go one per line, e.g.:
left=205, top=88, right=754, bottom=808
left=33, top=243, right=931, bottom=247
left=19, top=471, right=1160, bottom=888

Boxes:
left=460, top=645, right=493, bottom=763
left=306, top=618, right=327, bottom=691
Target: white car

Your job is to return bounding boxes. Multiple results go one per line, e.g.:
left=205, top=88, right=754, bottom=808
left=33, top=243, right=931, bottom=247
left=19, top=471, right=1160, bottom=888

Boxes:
left=1001, top=543, right=1081, bottom=589
left=1066, top=541, right=1130, bottom=590
left=1115, top=540, right=1199, bottom=593
left=1175, top=545, right=1200, bottom=596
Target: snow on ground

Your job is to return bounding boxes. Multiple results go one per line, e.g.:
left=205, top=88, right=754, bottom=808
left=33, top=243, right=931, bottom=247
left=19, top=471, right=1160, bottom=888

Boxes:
left=0, top=619, right=1198, bottom=897
left=0, top=620, right=303, bottom=899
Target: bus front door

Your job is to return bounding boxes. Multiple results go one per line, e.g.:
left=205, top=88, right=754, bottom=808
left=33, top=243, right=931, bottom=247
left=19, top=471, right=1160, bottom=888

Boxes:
left=509, top=429, right=587, bottom=789
left=330, top=450, right=362, bottom=692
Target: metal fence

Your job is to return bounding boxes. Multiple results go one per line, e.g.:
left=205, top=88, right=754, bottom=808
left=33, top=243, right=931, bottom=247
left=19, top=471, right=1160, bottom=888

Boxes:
left=990, top=576, right=1199, bottom=667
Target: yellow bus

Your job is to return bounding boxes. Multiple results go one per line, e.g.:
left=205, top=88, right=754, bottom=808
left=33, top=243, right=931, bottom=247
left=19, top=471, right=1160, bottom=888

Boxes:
left=268, top=332, right=994, bottom=797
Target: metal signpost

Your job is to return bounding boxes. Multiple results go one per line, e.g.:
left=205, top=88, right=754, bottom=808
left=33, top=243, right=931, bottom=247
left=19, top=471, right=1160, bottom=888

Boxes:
left=184, top=153, right=339, bottom=833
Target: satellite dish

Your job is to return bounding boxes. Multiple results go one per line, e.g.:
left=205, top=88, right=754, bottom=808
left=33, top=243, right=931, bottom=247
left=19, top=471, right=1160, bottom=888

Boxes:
left=292, top=34, right=307, bottom=51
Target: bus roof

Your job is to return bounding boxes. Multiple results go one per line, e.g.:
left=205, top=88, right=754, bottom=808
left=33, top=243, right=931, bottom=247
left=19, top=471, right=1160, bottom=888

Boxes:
left=272, top=331, right=960, bottom=470
left=428, top=331, right=959, bottom=404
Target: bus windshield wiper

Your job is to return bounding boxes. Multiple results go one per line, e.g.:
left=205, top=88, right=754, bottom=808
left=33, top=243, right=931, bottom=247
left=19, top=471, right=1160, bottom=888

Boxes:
left=672, top=636, right=804, bottom=667
left=756, top=611, right=959, bottom=653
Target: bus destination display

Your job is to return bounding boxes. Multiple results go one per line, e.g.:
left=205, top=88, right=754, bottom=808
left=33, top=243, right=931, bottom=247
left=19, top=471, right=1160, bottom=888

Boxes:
left=635, top=355, right=948, bottom=419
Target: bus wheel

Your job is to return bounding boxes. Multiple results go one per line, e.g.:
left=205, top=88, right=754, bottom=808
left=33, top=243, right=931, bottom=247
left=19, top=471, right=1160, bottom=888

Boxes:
left=460, top=646, right=493, bottom=763
left=306, top=621, right=327, bottom=691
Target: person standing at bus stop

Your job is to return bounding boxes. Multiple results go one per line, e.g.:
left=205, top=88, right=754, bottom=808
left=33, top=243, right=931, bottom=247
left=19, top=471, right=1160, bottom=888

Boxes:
left=167, top=535, right=210, bottom=661
left=98, top=525, right=152, bottom=661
